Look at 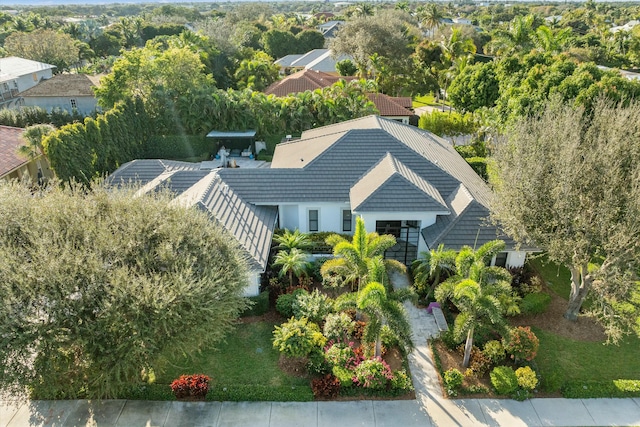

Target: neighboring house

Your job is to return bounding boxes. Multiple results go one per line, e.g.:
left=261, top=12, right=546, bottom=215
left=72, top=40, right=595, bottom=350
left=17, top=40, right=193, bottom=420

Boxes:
left=20, top=74, right=101, bottom=115
left=108, top=116, right=531, bottom=296
left=0, top=57, right=56, bottom=109
left=0, top=125, right=54, bottom=183
left=317, top=20, right=344, bottom=39
left=610, top=20, right=639, bottom=33
left=275, top=49, right=353, bottom=76
left=597, top=65, right=640, bottom=81
left=264, top=69, right=414, bottom=123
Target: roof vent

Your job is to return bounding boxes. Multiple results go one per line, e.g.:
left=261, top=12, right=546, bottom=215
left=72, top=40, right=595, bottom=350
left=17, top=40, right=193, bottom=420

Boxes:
left=286, top=135, right=292, bottom=141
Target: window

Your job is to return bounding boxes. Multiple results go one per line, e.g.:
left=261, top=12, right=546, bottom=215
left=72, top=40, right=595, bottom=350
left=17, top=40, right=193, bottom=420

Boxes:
left=70, top=99, right=77, bottom=110
left=308, top=209, right=319, bottom=232
left=342, top=210, right=352, bottom=232
left=494, top=252, right=508, bottom=268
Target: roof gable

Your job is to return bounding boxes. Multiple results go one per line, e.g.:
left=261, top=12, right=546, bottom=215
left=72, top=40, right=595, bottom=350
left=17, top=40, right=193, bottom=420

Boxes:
left=264, top=69, right=355, bottom=97
left=366, top=93, right=412, bottom=117
left=350, top=153, right=449, bottom=212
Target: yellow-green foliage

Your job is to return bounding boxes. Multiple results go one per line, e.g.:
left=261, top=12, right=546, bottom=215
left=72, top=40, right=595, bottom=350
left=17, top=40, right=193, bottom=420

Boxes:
left=272, top=317, right=326, bottom=358
left=516, top=366, right=538, bottom=390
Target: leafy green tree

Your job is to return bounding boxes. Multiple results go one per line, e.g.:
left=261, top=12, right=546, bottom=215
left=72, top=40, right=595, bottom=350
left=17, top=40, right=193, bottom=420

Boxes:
left=4, top=29, right=80, bottom=72
left=17, top=124, right=54, bottom=181
left=262, top=28, right=297, bottom=59
left=295, top=29, right=325, bottom=53
left=336, top=59, right=358, bottom=76
left=435, top=240, right=519, bottom=367
left=448, top=61, right=500, bottom=112
left=235, top=52, right=280, bottom=91
left=357, top=282, right=414, bottom=357
left=273, top=248, right=311, bottom=288
left=0, top=181, right=249, bottom=398
left=486, top=14, right=537, bottom=56
left=491, top=98, right=640, bottom=341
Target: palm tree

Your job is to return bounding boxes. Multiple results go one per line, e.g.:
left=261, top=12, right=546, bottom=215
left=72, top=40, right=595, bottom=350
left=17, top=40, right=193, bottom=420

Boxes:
left=486, top=14, right=536, bottom=56
left=273, top=248, right=310, bottom=288
left=18, top=124, right=54, bottom=183
left=417, top=3, right=444, bottom=37
left=357, top=282, right=414, bottom=357
left=273, top=229, right=312, bottom=251
left=434, top=240, right=519, bottom=367
left=321, top=216, right=404, bottom=292
left=532, top=25, right=573, bottom=54
left=412, top=244, right=457, bottom=300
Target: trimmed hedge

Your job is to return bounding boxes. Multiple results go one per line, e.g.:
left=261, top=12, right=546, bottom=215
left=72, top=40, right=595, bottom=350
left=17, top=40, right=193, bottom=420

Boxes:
left=561, top=380, right=640, bottom=398
left=143, top=135, right=212, bottom=160
left=465, top=157, right=488, bottom=181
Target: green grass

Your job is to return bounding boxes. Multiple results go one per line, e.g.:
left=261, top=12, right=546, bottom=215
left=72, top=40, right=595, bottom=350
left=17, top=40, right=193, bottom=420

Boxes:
left=528, top=254, right=572, bottom=299
left=525, top=255, right=640, bottom=395
left=412, top=94, right=450, bottom=109
left=157, top=321, right=309, bottom=390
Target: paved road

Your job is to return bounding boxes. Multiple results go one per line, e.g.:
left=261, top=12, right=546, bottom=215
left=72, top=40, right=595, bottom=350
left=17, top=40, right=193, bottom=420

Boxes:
left=2, top=273, right=639, bottom=426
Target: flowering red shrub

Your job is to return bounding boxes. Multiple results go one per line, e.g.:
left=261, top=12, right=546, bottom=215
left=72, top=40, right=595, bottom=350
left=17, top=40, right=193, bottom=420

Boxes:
left=353, top=358, right=394, bottom=390
left=170, top=374, right=211, bottom=399
left=503, top=326, right=540, bottom=362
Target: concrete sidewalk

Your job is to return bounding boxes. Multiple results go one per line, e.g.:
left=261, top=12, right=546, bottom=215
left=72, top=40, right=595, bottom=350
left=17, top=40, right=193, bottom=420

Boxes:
left=2, top=273, right=640, bottom=426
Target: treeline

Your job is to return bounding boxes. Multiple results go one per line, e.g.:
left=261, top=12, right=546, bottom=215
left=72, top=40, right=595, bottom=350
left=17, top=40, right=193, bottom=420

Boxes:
left=41, top=82, right=378, bottom=183
left=42, top=98, right=152, bottom=183
left=0, top=106, right=87, bottom=129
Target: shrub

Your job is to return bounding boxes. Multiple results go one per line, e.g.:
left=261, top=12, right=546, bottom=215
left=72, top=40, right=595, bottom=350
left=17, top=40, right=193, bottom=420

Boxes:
left=520, top=292, right=552, bottom=315
left=324, top=342, right=362, bottom=370
left=490, top=366, right=519, bottom=395
left=482, top=340, right=506, bottom=365
left=241, top=291, right=269, bottom=317
left=310, top=257, right=330, bottom=282
left=516, top=366, right=538, bottom=391
left=272, top=317, right=326, bottom=358
left=353, top=358, right=394, bottom=390
left=391, top=369, right=414, bottom=392
left=323, top=312, right=356, bottom=343
left=468, top=346, right=492, bottom=376
left=276, top=289, right=308, bottom=318
left=311, top=374, right=341, bottom=399
left=465, top=157, right=488, bottom=181
left=503, top=326, right=540, bottom=362
left=443, top=368, right=464, bottom=396
left=170, top=374, right=210, bottom=399
left=306, top=349, right=330, bottom=376
left=440, top=329, right=461, bottom=350
left=332, top=366, right=354, bottom=387
left=293, top=289, right=333, bottom=323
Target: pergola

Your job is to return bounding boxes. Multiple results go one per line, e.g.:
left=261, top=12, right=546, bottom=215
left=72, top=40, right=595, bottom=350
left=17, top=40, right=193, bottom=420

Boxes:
left=206, top=130, right=257, bottom=156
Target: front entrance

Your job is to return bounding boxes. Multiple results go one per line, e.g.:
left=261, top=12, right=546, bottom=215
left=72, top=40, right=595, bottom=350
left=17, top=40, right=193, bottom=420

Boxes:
left=375, top=220, right=420, bottom=265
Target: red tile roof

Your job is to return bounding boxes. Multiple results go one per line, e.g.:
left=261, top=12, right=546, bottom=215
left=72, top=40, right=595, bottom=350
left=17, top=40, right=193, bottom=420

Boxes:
left=0, top=126, right=28, bottom=177
left=264, top=69, right=357, bottom=96
left=366, top=93, right=413, bottom=117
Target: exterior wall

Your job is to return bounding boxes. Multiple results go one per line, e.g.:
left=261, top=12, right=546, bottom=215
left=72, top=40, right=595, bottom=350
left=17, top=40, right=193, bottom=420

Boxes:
left=244, top=269, right=262, bottom=297
left=358, top=211, right=441, bottom=255
left=279, top=202, right=352, bottom=233
left=15, top=69, right=53, bottom=93
left=506, top=251, right=527, bottom=268
left=279, top=204, right=300, bottom=230
left=22, top=95, right=98, bottom=116
left=0, top=156, right=54, bottom=183
left=386, top=115, right=410, bottom=125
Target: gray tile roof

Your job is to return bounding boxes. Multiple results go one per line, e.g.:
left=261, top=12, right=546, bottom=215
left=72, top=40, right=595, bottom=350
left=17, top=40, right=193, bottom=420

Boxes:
left=107, top=161, right=277, bottom=271
left=350, top=153, right=449, bottom=212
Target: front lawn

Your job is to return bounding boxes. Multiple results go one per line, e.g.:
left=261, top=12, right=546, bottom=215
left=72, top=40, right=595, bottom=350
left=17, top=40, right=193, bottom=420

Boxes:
left=156, top=320, right=313, bottom=401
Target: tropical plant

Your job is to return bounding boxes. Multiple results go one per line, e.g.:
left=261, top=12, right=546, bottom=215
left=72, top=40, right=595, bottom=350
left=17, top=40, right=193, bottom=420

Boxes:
left=273, top=248, right=310, bottom=288
left=412, top=244, right=457, bottom=300
left=357, top=282, right=414, bottom=357
left=353, top=358, right=393, bottom=389
left=321, top=217, right=404, bottom=292
left=490, top=366, right=519, bottom=395
left=502, top=326, right=539, bottom=362
left=274, top=229, right=312, bottom=251
left=323, top=312, right=356, bottom=343
left=272, top=317, right=326, bottom=359
left=443, top=368, right=464, bottom=396
left=434, top=240, right=520, bottom=367
left=293, top=289, right=334, bottom=323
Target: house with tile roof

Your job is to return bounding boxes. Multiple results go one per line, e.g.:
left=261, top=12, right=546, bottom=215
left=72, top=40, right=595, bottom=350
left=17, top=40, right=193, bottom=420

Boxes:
left=265, top=70, right=414, bottom=124
left=108, top=116, right=529, bottom=296
left=0, top=57, right=56, bottom=108
left=275, top=49, right=353, bottom=76
left=0, top=125, right=54, bottom=183
left=20, top=73, right=101, bottom=115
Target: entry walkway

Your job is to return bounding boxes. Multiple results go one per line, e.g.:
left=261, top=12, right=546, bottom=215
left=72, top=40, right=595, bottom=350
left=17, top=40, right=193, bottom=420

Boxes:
left=1, top=272, right=640, bottom=426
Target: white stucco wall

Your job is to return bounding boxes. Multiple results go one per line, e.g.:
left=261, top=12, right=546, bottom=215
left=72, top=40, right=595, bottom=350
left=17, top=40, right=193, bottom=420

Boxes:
left=22, top=95, right=98, bottom=116
left=244, top=269, right=262, bottom=297
left=279, top=202, right=353, bottom=233
left=15, top=69, right=53, bottom=93
left=506, top=251, right=527, bottom=268
left=357, top=211, right=443, bottom=254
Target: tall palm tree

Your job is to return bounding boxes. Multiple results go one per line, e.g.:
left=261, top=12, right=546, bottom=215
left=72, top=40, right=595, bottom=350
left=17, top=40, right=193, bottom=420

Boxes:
left=18, top=124, right=54, bottom=183
left=532, top=25, right=573, bottom=54
left=357, top=282, right=414, bottom=357
left=412, top=244, right=457, bottom=300
left=417, top=3, right=444, bottom=37
left=486, top=14, right=536, bottom=56
left=434, top=240, right=519, bottom=367
left=321, top=216, right=404, bottom=292
left=273, top=248, right=310, bottom=288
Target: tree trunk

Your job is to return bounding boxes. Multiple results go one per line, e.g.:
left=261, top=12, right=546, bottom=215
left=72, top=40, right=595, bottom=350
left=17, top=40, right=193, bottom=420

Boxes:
left=375, top=337, right=382, bottom=358
left=564, top=262, right=592, bottom=321
left=289, top=271, right=293, bottom=288
left=462, top=327, right=474, bottom=368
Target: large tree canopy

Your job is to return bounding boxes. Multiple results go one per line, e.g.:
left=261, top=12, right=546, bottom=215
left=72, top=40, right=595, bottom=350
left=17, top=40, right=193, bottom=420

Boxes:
left=0, top=181, right=249, bottom=398
left=491, top=98, right=640, bottom=341
left=4, top=29, right=80, bottom=72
